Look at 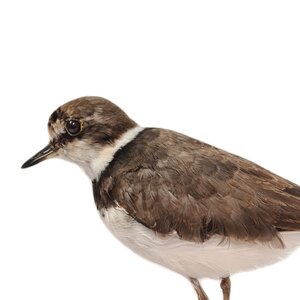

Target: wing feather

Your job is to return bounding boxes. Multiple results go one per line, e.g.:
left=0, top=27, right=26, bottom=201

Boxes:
left=95, top=128, right=300, bottom=246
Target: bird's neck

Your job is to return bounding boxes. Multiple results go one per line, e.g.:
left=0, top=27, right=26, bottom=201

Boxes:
left=81, top=126, right=144, bottom=180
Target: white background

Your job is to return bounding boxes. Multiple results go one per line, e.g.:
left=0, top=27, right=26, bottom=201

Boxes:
left=1, top=1, right=300, bottom=299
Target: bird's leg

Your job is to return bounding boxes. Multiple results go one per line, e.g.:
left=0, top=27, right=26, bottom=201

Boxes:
left=220, top=277, right=231, bottom=300
left=189, top=277, right=209, bottom=300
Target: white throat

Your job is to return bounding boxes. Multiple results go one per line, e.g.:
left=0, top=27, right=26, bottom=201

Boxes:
left=77, top=126, right=144, bottom=180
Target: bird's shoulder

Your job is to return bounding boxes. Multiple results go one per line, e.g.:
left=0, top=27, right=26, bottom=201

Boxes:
left=94, top=128, right=300, bottom=246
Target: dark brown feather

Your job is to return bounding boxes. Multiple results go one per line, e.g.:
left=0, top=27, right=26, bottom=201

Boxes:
left=93, top=128, right=300, bottom=245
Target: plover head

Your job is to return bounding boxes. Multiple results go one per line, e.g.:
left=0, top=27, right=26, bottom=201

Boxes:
left=22, top=96, right=143, bottom=179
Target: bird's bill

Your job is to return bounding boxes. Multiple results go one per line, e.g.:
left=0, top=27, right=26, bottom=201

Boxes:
left=21, top=144, right=58, bottom=169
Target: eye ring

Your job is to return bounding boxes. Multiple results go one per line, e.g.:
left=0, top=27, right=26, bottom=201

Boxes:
left=65, top=119, right=82, bottom=136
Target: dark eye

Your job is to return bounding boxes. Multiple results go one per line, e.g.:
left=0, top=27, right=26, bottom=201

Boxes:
left=65, top=119, right=82, bottom=136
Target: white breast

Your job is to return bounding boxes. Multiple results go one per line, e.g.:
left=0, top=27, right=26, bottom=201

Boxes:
left=100, top=206, right=300, bottom=279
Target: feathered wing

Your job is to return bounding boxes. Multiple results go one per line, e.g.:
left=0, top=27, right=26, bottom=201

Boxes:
left=96, top=128, right=300, bottom=247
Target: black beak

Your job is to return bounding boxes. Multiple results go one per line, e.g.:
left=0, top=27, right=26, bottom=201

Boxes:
left=21, top=144, right=57, bottom=169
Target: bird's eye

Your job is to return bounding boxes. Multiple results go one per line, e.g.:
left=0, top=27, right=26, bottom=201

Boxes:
left=65, top=119, right=82, bottom=136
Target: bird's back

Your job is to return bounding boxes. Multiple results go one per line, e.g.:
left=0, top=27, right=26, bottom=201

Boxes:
left=94, top=127, right=300, bottom=247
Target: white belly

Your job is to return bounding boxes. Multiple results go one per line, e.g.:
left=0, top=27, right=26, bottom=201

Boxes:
left=100, top=206, right=300, bottom=279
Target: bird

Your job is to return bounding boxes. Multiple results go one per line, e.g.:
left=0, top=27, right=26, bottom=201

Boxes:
left=22, top=96, right=300, bottom=300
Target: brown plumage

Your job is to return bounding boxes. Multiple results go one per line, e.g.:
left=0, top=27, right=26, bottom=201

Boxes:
left=22, top=96, right=300, bottom=300
left=94, top=127, right=300, bottom=247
